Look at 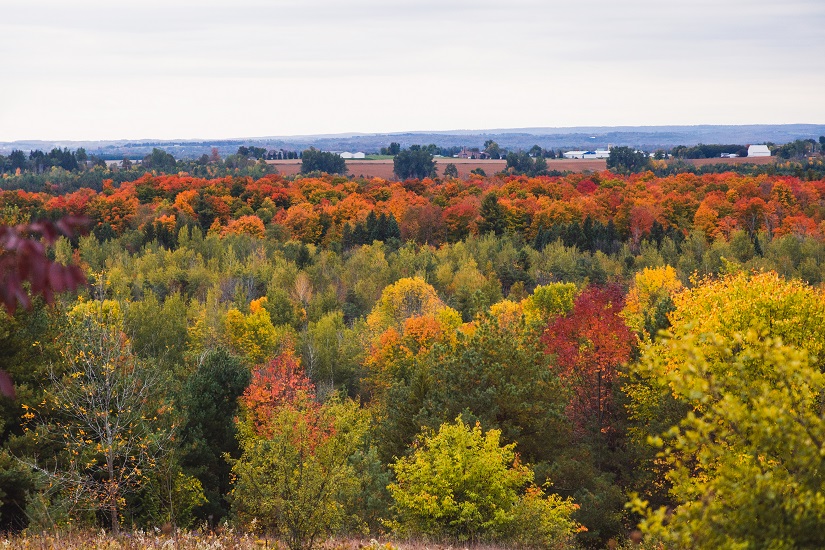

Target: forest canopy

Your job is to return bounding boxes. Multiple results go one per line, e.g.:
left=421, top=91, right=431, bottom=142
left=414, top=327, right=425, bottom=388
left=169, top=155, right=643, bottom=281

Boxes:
left=3, top=162, right=825, bottom=548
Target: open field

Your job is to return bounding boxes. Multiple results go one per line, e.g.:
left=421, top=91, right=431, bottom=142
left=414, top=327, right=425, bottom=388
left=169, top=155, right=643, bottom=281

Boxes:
left=684, top=156, right=777, bottom=167
left=267, top=156, right=778, bottom=178
left=266, top=158, right=601, bottom=178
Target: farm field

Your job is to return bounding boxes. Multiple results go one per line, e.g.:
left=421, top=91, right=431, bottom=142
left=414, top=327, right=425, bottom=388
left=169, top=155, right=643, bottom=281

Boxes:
left=268, top=158, right=611, bottom=177
left=267, top=156, right=778, bottom=178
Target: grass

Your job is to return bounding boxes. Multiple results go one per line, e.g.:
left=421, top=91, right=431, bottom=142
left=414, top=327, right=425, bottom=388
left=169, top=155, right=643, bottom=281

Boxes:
left=0, top=533, right=586, bottom=550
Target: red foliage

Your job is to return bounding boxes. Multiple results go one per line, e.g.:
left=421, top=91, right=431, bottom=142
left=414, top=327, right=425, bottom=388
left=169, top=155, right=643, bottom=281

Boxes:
left=576, top=179, right=598, bottom=195
left=542, top=285, right=635, bottom=437
left=240, top=352, right=316, bottom=437
left=0, top=217, right=89, bottom=315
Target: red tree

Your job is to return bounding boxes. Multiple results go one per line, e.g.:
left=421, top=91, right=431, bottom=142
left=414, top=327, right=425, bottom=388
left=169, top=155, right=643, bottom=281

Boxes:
left=542, top=285, right=634, bottom=437
left=240, top=351, right=316, bottom=437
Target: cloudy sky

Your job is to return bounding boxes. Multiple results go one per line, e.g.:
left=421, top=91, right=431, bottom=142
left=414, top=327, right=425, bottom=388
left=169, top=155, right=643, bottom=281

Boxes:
left=2, top=0, right=823, bottom=141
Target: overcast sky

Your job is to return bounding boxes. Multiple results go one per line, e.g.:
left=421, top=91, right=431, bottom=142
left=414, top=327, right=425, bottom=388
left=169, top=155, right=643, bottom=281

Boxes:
left=2, top=0, right=823, bottom=141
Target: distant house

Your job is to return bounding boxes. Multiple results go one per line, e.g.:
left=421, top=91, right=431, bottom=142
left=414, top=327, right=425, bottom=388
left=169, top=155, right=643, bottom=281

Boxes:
left=457, top=147, right=489, bottom=160
left=748, top=145, right=771, bottom=157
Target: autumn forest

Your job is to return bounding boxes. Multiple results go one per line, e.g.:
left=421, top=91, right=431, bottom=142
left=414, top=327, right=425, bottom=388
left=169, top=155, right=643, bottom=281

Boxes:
left=3, top=157, right=825, bottom=549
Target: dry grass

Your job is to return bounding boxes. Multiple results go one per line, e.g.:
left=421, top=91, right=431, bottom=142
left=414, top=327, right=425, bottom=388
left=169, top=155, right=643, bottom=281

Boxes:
left=0, top=534, right=561, bottom=550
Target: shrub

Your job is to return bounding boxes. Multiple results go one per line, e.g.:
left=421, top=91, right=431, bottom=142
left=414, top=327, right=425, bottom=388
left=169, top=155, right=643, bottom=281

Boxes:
left=388, top=416, right=531, bottom=541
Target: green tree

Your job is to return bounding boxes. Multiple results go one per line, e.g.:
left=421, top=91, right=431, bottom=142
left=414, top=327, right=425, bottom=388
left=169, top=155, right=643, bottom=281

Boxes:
left=477, top=193, right=507, bottom=236
left=627, top=271, right=825, bottom=543
left=424, top=312, right=567, bottom=465
left=484, top=140, right=501, bottom=160
left=31, top=300, right=173, bottom=532
left=232, top=396, right=368, bottom=550
left=300, top=148, right=347, bottom=175
left=142, top=148, right=177, bottom=173
left=393, top=146, right=436, bottom=180
left=443, top=163, right=459, bottom=178
left=389, top=416, right=532, bottom=540
left=606, top=146, right=649, bottom=174
left=389, top=416, right=579, bottom=545
left=178, top=347, right=250, bottom=523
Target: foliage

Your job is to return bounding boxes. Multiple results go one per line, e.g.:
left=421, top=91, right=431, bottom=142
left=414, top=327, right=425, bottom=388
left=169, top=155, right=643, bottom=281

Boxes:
left=622, top=265, right=682, bottom=341
left=9, top=164, right=825, bottom=542
left=366, top=277, right=448, bottom=335
left=224, top=297, right=288, bottom=365
left=178, top=347, right=250, bottom=523
left=627, top=271, right=825, bottom=546
left=424, top=312, right=566, bottom=466
left=504, top=485, right=582, bottom=550
left=631, top=331, right=825, bottom=549
left=393, top=147, right=436, bottom=180
left=240, top=350, right=315, bottom=438
left=0, top=216, right=88, bottom=317
left=301, top=148, right=347, bottom=175
left=232, top=396, right=368, bottom=550
left=607, top=146, right=649, bottom=174
left=543, top=285, right=635, bottom=438
left=27, top=299, right=173, bottom=532
left=388, top=416, right=532, bottom=541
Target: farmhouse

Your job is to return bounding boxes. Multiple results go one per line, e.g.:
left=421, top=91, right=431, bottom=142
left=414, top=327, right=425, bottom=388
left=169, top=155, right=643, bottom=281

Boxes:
left=456, top=147, right=489, bottom=160
left=748, top=145, right=771, bottom=157
left=337, top=152, right=366, bottom=159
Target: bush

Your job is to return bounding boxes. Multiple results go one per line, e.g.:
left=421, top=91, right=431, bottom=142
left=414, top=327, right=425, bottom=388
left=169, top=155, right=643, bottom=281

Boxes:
left=388, top=416, right=531, bottom=541
left=505, top=486, right=581, bottom=549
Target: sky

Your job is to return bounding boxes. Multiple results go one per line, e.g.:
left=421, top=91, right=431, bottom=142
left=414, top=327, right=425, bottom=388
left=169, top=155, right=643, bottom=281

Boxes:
left=1, top=0, right=824, bottom=141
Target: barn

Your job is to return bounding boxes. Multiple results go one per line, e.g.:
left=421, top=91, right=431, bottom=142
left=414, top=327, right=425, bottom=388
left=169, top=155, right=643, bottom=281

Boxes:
left=748, top=145, right=771, bottom=157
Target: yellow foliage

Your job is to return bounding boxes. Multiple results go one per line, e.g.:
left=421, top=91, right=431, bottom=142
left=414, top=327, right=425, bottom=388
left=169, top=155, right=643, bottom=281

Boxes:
left=366, top=277, right=447, bottom=335
left=622, top=265, right=682, bottom=339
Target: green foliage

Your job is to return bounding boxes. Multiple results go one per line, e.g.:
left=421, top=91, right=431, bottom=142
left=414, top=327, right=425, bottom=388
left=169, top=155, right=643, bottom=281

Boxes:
left=607, top=146, right=649, bottom=174
left=425, top=313, right=567, bottom=466
left=143, top=148, right=178, bottom=173
left=442, top=163, right=459, bottom=178
left=300, top=148, right=347, bottom=175
left=504, top=485, right=582, bottom=550
left=522, top=282, right=578, bottom=325
left=178, top=347, right=250, bottom=523
left=505, top=152, right=546, bottom=176
left=393, top=147, right=436, bottom=180
left=32, top=299, right=173, bottom=532
left=232, top=397, right=368, bottom=550
left=124, top=291, right=188, bottom=370
left=477, top=194, right=507, bottom=236
left=388, top=416, right=532, bottom=541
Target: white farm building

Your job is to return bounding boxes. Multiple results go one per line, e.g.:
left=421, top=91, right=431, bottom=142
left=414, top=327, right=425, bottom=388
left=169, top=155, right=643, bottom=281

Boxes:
left=748, top=145, right=771, bottom=157
left=338, top=152, right=366, bottom=159
left=563, top=150, right=611, bottom=159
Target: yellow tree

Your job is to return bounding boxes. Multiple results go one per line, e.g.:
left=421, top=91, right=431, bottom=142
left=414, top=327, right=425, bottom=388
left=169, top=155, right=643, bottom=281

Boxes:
left=224, top=297, right=293, bottom=365
left=628, top=271, right=825, bottom=547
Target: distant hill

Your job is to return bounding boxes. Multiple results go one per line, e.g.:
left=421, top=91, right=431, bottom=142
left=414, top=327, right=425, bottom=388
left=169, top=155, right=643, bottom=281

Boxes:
left=2, top=124, right=824, bottom=160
